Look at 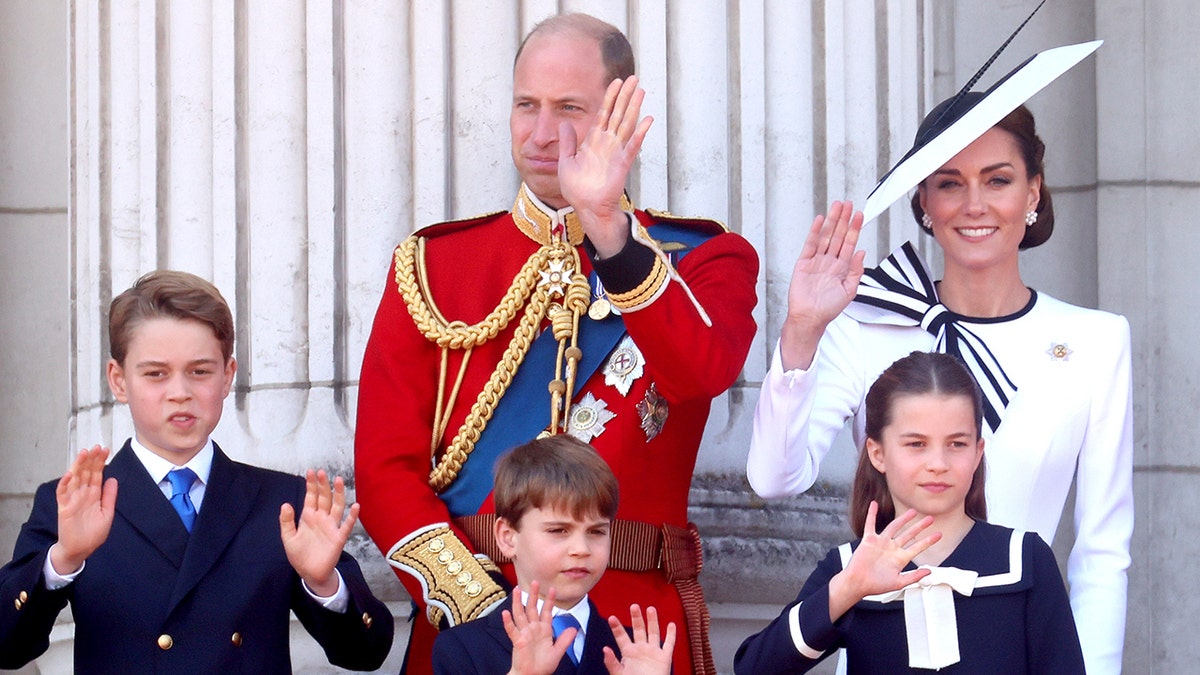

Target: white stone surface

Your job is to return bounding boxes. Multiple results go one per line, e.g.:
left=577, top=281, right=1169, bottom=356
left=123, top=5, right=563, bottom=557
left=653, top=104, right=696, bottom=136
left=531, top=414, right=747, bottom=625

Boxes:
left=3, top=1, right=1196, bottom=673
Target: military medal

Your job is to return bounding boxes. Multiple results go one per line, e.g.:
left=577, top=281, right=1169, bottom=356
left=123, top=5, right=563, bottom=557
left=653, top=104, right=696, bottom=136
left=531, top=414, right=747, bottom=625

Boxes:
left=588, top=298, right=612, bottom=321
left=603, top=336, right=644, bottom=396
left=588, top=276, right=619, bottom=320
left=637, top=383, right=668, bottom=442
left=567, top=392, right=616, bottom=442
left=539, top=256, right=574, bottom=298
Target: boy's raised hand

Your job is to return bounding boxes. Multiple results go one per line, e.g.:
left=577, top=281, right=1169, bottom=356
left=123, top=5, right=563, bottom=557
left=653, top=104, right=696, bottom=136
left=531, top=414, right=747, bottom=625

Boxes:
left=503, top=581, right=575, bottom=675
left=603, top=604, right=675, bottom=675
left=51, top=445, right=118, bottom=575
left=280, top=469, right=358, bottom=597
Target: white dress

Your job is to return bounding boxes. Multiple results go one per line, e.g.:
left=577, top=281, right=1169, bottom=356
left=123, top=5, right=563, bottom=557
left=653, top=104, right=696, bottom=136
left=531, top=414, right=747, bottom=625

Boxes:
left=747, top=289, right=1133, bottom=675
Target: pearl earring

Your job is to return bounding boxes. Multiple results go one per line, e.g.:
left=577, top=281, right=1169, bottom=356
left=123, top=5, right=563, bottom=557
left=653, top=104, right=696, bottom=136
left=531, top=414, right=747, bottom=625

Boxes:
left=1025, top=211, right=1038, bottom=227
left=921, top=214, right=933, bottom=230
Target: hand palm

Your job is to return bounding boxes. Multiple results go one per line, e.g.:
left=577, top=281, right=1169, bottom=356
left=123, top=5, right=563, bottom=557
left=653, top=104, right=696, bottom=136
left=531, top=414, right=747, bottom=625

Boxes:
left=786, top=202, right=866, bottom=325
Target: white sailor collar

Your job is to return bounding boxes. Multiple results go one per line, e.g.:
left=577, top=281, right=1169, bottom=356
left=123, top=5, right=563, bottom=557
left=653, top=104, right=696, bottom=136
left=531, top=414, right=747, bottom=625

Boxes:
left=839, top=520, right=1036, bottom=607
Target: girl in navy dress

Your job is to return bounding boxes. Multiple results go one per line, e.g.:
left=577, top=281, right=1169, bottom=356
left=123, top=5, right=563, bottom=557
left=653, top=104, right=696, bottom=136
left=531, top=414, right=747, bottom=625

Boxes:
left=735, top=352, right=1084, bottom=674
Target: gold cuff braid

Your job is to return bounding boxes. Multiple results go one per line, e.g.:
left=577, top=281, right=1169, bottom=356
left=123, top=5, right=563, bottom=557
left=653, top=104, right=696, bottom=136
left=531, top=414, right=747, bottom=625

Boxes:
left=387, top=524, right=507, bottom=628
left=607, top=254, right=669, bottom=310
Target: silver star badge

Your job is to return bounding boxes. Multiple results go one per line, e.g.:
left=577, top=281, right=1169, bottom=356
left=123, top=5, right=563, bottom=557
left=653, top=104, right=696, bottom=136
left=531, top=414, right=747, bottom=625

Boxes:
left=566, top=392, right=616, bottom=442
left=603, top=336, right=644, bottom=396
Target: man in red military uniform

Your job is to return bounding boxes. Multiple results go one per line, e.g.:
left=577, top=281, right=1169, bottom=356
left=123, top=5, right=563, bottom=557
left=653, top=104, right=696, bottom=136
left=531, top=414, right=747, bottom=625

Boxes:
left=355, top=13, right=758, bottom=675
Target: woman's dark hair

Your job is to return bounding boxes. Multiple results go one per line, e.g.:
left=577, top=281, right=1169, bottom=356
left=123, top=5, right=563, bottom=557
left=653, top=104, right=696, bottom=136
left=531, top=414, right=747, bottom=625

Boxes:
left=910, top=94, right=1055, bottom=249
left=850, top=351, right=987, bottom=537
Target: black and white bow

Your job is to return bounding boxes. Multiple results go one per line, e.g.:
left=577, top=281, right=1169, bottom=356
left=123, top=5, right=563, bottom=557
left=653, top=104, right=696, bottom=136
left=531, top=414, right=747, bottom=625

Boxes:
left=847, top=242, right=1017, bottom=433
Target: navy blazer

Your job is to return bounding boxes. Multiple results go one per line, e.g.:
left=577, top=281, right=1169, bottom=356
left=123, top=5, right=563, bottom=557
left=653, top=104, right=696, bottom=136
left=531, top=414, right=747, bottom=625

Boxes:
left=0, top=441, right=394, bottom=673
left=432, top=597, right=620, bottom=675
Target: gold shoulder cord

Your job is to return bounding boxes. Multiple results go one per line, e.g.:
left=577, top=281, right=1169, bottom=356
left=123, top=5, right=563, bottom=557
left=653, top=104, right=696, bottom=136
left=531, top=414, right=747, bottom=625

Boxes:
left=394, top=233, right=589, bottom=492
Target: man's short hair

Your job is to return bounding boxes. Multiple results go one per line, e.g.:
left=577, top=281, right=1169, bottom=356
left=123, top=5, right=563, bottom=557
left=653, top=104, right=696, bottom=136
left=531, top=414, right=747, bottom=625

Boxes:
left=493, top=435, right=619, bottom=528
left=514, top=12, right=635, bottom=83
left=109, top=270, right=235, bottom=364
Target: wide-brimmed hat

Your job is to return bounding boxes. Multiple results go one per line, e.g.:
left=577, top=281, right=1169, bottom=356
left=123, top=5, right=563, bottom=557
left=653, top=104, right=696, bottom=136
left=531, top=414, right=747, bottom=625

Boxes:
left=861, top=14, right=1101, bottom=224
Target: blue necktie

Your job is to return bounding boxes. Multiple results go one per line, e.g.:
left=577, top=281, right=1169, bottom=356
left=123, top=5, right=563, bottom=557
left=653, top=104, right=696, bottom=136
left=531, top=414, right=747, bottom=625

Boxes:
left=166, top=468, right=198, bottom=532
left=552, top=613, right=582, bottom=665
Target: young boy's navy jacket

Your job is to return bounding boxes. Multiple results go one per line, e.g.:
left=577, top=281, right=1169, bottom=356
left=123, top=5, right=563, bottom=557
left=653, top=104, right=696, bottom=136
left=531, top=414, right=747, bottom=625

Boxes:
left=432, top=597, right=620, bottom=675
left=0, top=441, right=393, bottom=673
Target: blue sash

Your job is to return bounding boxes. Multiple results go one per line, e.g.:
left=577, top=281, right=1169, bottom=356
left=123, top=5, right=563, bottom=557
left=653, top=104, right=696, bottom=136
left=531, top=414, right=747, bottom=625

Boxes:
left=439, top=223, right=715, bottom=517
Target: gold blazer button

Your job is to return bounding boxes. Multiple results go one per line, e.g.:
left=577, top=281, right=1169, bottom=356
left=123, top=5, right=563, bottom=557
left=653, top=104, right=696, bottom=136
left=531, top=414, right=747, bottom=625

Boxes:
left=157, top=634, right=174, bottom=650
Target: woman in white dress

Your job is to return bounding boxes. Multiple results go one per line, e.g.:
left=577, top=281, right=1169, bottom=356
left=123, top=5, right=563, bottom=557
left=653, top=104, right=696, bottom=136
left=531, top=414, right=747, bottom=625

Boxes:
left=746, top=91, right=1133, bottom=674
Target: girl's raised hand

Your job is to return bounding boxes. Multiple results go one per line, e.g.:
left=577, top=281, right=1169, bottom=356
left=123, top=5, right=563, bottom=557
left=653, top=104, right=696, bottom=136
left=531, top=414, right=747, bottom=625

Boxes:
left=826, top=502, right=941, bottom=621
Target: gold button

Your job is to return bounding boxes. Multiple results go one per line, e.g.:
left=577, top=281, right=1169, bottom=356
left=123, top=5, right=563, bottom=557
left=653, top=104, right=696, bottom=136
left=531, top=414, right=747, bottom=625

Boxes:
left=466, top=581, right=483, bottom=597
left=231, top=632, right=242, bottom=647
left=446, top=560, right=463, bottom=575
left=157, top=634, right=174, bottom=650
left=428, top=537, right=446, bottom=553
left=437, top=550, right=454, bottom=564
left=362, top=612, right=373, bottom=628
left=18, top=591, right=28, bottom=603
left=455, top=571, right=473, bottom=587
left=13, top=598, right=23, bottom=611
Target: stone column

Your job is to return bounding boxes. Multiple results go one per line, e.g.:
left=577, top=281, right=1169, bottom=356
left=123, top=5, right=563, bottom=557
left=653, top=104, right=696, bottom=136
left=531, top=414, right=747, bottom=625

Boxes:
left=1096, top=1, right=1200, bottom=671
left=63, top=1, right=930, bottom=671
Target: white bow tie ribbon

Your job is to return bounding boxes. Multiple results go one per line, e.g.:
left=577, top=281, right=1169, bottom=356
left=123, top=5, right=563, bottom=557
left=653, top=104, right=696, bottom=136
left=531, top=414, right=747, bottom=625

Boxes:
left=846, top=242, right=1018, bottom=433
left=872, top=565, right=980, bottom=670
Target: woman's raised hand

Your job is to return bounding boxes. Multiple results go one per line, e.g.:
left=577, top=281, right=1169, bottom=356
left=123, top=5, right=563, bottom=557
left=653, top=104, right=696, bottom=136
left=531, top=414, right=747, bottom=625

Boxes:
left=779, top=201, right=866, bottom=370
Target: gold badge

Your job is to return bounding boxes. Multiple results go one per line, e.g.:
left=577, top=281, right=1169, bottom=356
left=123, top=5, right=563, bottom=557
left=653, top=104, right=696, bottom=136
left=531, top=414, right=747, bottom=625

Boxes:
left=588, top=297, right=612, bottom=321
left=567, top=392, right=616, bottom=442
left=603, top=336, right=644, bottom=396
left=637, top=383, right=668, bottom=442
left=1046, top=342, right=1072, bottom=361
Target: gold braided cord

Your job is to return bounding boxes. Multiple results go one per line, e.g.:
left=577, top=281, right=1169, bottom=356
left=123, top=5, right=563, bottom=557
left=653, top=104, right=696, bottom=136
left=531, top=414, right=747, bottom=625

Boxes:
left=395, top=237, right=550, bottom=350
left=559, top=262, right=590, bottom=428
left=428, top=287, right=551, bottom=491
left=395, top=228, right=591, bottom=491
left=431, top=346, right=473, bottom=456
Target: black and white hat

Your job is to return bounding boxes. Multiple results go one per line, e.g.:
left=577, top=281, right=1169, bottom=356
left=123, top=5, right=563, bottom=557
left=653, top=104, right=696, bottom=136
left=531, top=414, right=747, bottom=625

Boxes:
left=861, top=4, right=1102, bottom=224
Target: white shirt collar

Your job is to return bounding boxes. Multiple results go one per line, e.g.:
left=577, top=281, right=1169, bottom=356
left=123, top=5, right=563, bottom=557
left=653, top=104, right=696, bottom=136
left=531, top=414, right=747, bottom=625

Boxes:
left=129, top=437, right=215, bottom=486
left=517, top=590, right=592, bottom=637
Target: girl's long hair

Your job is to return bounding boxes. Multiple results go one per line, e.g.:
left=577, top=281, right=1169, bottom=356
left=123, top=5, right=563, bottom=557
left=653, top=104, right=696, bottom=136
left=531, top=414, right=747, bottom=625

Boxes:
left=850, top=351, right=988, bottom=537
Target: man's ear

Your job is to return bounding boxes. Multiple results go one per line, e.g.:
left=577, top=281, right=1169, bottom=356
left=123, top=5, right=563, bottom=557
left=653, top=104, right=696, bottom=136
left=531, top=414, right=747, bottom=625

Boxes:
left=107, top=359, right=129, bottom=403
left=866, top=438, right=887, bottom=474
left=495, top=516, right=518, bottom=559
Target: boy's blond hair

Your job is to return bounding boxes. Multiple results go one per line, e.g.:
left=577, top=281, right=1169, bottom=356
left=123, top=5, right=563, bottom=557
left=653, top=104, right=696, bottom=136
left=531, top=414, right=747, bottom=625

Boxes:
left=494, top=435, right=618, bottom=528
left=108, top=270, right=234, bottom=363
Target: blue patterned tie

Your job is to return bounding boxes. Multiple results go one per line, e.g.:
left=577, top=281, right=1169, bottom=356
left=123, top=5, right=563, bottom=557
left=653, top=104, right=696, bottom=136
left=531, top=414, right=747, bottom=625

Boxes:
left=166, top=468, right=198, bottom=532
left=552, top=613, right=582, bottom=665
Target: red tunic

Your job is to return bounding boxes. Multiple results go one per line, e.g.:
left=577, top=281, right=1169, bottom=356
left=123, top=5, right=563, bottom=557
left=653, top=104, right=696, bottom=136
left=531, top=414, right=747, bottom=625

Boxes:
left=355, top=198, right=758, bottom=674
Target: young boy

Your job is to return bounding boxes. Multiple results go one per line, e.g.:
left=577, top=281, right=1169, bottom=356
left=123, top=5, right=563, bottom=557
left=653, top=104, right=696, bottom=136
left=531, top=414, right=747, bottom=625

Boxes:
left=0, top=270, right=393, bottom=672
left=431, top=435, right=674, bottom=675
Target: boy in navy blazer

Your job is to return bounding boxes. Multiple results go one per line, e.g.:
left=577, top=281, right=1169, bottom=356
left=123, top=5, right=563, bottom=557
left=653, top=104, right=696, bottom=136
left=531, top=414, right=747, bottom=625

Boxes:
left=431, top=435, right=673, bottom=675
left=0, top=270, right=393, bottom=673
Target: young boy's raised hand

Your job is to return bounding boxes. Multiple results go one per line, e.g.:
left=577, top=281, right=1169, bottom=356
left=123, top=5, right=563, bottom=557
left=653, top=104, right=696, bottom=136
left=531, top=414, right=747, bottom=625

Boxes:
left=51, top=445, right=118, bottom=575
left=603, top=604, right=675, bottom=675
left=503, top=581, right=576, bottom=675
left=279, top=469, right=358, bottom=597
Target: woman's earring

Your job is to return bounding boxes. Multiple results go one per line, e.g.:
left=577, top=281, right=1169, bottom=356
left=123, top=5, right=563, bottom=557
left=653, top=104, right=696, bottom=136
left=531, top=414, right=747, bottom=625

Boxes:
left=921, top=213, right=933, bottom=230
left=1025, top=211, right=1038, bottom=227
